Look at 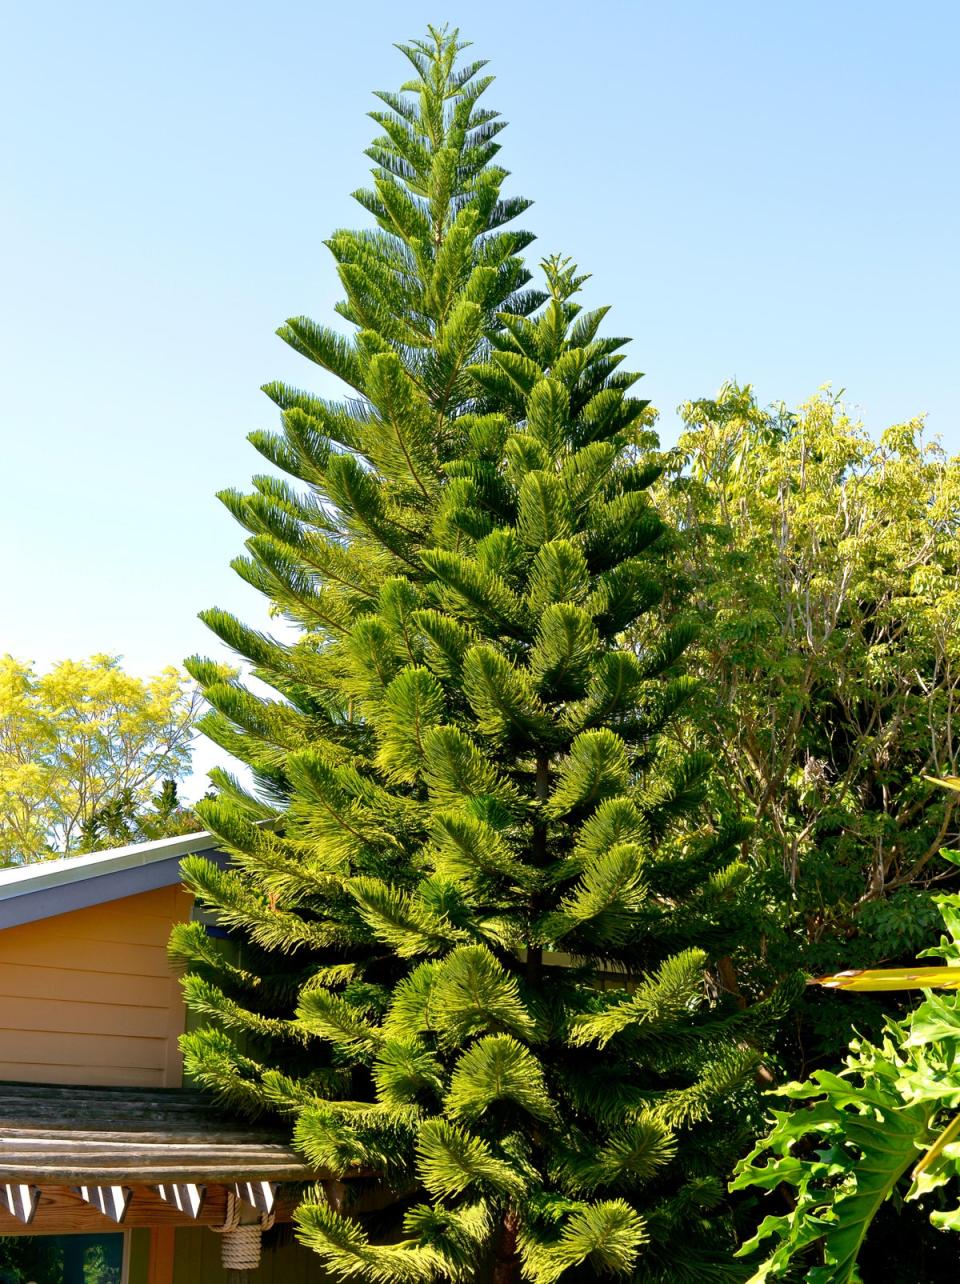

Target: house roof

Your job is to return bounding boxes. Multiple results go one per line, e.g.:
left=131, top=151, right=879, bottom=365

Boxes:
left=0, top=831, right=224, bottom=930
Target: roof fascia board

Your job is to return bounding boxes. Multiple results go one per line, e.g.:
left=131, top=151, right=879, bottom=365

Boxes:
left=0, top=832, right=225, bottom=930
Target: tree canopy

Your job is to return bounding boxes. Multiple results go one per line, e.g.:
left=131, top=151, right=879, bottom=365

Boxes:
left=0, top=653, right=200, bottom=863
left=175, top=27, right=786, bottom=1283
left=657, top=385, right=960, bottom=971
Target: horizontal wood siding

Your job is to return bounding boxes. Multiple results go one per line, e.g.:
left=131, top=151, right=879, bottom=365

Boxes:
left=174, top=1226, right=334, bottom=1283
left=0, top=885, right=192, bottom=1087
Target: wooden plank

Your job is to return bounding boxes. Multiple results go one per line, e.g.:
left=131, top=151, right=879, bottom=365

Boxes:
left=0, top=1184, right=221, bottom=1235
left=147, top=1225, right=176, bottom=1284
left=0, top=995, right=172, bottom=1039
left=172, top=1217, right=316, bottom=1283
left=0, top=1160, right=315, bottom=1182
left=0, top=1097, right=220, bottom=1122
left=0, top=1112, right=234, bottom=1132
left=30, top=908, right=178, bottom=948
left=0, top=1083, right=222, bottom=1107
left=0, top=1184, right=300, bottom=1235
left=0, top=962, right=172, bottom=1008
left=1, top=888, right=190, bottom=948
left=0, top=1140, right=301, bottom=1156
left=65, top=885, right=190, bottom=929
left=163, top=966, right=185, bottom=1088
left=0, top=1126, right=280, bottom=1144
left=0, top=1029, right=168, bottom=1071
left=0, top=1146, right=307, bottom=1170
left=0, top=1063, right=166, bottom=1087
left=0, top=897, right=181, bottom=946
left=0, top=934, right=170, bottom=975
left=0, top=887, right=190, bottom=1090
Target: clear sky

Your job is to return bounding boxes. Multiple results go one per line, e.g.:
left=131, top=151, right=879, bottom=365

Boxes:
left=2, top=0, right=958, bottom=794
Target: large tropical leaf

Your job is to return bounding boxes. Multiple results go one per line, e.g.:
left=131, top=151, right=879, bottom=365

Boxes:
left=810, top=965, right=960, bottom=992
left=732, top=1041, right=936, bottom=1282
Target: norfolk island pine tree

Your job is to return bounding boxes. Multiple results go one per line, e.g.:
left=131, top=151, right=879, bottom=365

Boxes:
left=172, top=27, right=794, bottom=1283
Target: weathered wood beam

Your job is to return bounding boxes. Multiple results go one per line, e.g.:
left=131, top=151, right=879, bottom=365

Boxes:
left=0, top=1095, right=224, bottom=1118
left=0, top=1125, right=283, bottom=1144
left=0, top=1161, right=314, bottom=1183
left=0, top=1145, right=300, bottom=1159
left=155, top=1182, right=206, bottom=1219
left=0, top=1146, right=303, bottom=1164
left=75, top=1184, right=133, bottom=1223
left=0, top=1182, right=39, bottom=1224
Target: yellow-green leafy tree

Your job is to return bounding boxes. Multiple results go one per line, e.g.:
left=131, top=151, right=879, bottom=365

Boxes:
left=0, top=653, right=201, bottom=863
left=656, top=386, right=960, bottom=968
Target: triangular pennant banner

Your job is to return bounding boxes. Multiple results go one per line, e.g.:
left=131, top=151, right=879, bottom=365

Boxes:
left=0, top=1183, right=40, bottom=1225
left=155, top=1182, right=206, bottom=1219
left=75, top=1184, right=133, bottom=1223
left=233, top=1180, right=278, bottom=1215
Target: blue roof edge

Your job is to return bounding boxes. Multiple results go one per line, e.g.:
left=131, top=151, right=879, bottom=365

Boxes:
left=0, top=832, right=227, bottom=930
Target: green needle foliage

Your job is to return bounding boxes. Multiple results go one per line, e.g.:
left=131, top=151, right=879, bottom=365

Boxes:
left=176, top=26, right=789, bottom=1283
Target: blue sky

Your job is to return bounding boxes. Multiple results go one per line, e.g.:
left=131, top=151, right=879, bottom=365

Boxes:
left=2, top=0, right=958, bottom=793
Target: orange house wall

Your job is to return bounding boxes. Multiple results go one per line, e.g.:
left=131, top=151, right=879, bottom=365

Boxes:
left=0, top=885, right=193, bottom=1087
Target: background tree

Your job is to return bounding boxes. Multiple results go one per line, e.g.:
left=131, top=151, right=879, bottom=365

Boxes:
left=0, top=1234, right=67, bottom=1283
left=0, top=653, right=200, bottom=862
left=76, top=777, right=205, bottom=852
left=175, top=28, right=789, bottom=1283
left=655, top=386, right=960, bottom=989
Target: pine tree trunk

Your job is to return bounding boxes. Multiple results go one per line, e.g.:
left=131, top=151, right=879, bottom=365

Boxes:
left=491, top=1209, right=521, bottom=1284
left=526, top=753, right=551, bottom=985
left=717, top=955, right=746, bottom=1008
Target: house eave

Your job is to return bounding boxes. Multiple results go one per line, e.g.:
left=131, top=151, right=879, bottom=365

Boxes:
left=0, top=831, right=225, bottom=929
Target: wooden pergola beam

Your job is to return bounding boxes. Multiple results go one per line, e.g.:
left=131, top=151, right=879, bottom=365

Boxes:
left=0, top=1183, right=299, bottom=1236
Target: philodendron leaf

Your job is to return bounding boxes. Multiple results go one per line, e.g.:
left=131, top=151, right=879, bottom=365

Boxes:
left=810, top=966, right=960, bottom=992
left=732, top=1063, right=934, bottom=1282
left=926, top=774, right=960, bottom=794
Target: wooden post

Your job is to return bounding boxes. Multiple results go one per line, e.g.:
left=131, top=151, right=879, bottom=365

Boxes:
left=146, top=1226, right=176, bottom=1284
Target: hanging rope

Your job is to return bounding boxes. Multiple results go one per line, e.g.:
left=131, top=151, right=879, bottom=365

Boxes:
left=211, top=1190, right=242, bottom=1234
left=219, top=1224, right=264, bottom=1271
left=210, top=1189, right=276, bottom=1271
